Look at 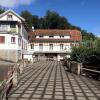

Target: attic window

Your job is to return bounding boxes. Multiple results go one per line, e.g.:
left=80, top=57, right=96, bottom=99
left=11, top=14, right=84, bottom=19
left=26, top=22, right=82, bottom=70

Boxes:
left=39, top=35, right=43, bottom=38
left=60, top=35, right=64, bottom=38
left=7, top=15, right=13, bottom=20
left=10, top=24, right=16, bottom=28
left=49, top=35, right=54, bottom=38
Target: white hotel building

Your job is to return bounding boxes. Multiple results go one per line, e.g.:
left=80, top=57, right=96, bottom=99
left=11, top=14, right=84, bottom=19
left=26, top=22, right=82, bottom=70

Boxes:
left=0, top=9, right=29, bottom=62
left=28, top=29, right=82, bottom=61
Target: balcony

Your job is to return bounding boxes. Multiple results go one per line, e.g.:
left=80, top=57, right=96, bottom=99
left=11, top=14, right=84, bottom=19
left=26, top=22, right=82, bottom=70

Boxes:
left=0, top=27, right=10, bottom=32
left=0, top=27, right=17, bottom=33
left=10, top=28, right=16, bottom=33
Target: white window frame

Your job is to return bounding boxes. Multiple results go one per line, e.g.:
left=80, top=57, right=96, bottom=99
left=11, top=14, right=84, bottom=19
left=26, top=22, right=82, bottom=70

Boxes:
left=49, top=44, right=53, bottom=50
left=39, top=44, right=43, bottom=51
left=60, top=44, right=63, bottom=50
left=11, top=37, right=16, bottom=44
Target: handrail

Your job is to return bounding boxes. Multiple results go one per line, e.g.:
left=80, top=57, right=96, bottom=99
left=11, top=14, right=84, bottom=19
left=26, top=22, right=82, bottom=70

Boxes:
left=0, top=60, right=26, bottom=100
left=82, top=68, right=100, bottom=73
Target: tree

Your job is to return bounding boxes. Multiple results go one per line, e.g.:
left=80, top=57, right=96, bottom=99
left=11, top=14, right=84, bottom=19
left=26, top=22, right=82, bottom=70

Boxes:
left=39, top=18, right=47, bottom=29
left=32, top=15, right=39, bottom=29
left=57, top=17, right=70, bottom=29
left=20, top=10, right=34, bottom=29
left=71, top=40, right=100, bottom=66
left=81, top=30, right=96, bottom=41
left=39, top=10, right=70, bottom=29
left=0, top=7, right=5, bottom=14
left=20, top=9, right=96, bottom=41
left=44, top=10, right=60, bottom=29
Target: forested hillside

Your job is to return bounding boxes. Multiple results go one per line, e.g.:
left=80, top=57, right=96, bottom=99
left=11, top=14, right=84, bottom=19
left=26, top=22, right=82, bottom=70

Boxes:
left=20, top=10, right=96, bottom=41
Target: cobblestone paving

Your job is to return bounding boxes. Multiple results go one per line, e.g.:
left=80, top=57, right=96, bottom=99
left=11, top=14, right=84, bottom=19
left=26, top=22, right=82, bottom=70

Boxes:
left=8, top=61, right=100, bottom=100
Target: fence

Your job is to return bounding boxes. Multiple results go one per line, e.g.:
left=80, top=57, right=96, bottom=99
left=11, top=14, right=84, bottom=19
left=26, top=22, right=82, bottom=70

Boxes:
left=64, top=60, right=82, bottom=75
left=0, top=60, right=27, bottom=100
left=65, top=60, right=100, bottom=80
left=81, top=65, right=100, bottom=80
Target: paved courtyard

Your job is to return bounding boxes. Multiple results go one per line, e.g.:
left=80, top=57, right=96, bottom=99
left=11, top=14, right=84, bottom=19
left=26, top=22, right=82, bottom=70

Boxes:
left=8, top=61, right=100, bottom=100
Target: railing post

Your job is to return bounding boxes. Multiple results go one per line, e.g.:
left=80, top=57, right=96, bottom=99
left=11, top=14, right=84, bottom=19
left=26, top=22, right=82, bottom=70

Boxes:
left=78, top=63, right=82, bottom=75
left=12, top=69, right=18, bottom=86
left=19, top=61, right=24, bottom=74
left=12, top=64, right=19, bottom=87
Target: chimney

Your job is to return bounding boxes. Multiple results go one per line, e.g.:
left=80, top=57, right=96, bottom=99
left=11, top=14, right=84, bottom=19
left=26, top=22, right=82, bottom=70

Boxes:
left=32, top=26, right=34, bottom=32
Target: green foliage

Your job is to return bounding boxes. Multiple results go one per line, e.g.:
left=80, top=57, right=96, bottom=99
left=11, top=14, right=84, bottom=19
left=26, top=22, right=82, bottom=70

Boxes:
left=20, top=10, right=96, bottom=40
left=32, top=15, right=39, bottom=29
left=71, top=39, right=100, bottom=67
left=81, top=30, right=96, bottom=41
left=0, top=7, right=5, bottom=14
left=20, top=10, right=35, bottom=28
left=38, top=10, right=70, bottom=29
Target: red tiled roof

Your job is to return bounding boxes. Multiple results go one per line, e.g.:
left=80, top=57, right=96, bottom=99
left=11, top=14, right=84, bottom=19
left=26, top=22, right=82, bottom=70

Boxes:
left=29, top=29, right=82, bottom=41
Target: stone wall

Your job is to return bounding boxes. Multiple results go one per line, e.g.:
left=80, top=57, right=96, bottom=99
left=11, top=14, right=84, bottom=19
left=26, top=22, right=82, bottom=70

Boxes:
left=65, top=60, right=82, bottom=75
left=0, top=60, right=26, bottom=100
left=0, top=50, right=18, bottom=62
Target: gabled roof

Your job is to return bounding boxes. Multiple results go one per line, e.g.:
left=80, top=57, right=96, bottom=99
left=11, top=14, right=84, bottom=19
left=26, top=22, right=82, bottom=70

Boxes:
left=29, top=29, right=82, bottom=41
left=0, top=9, right=25, bottom=21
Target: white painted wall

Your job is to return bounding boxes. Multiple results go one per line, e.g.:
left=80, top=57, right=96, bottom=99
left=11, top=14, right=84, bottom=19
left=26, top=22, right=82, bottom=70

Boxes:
left=36, top=36, right=39, bottom=38
left=64, top=36, right=70, bottom=39
left=43, top=36, right=49, bottom=38
left=54, top=36, right=60, bottom=39
left=0, top=12, right=21, bottom=22
left=29, top=43, right=71, bottom=53
left=35, top=35, right=70, bottom=39
left=0, top=34, right=18, bottom=50
left=24, top=55, right=33, bottom=62
left=0, top=10, right=28, bottom=61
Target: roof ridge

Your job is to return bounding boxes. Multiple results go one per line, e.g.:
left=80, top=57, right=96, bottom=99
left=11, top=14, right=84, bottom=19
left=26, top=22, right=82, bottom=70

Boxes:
left=0, top=9, right=25, bottom=21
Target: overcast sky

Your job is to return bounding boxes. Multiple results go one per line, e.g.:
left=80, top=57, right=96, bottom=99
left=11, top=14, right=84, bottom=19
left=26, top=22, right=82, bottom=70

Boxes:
left=0, top=0, right=100, bottom=36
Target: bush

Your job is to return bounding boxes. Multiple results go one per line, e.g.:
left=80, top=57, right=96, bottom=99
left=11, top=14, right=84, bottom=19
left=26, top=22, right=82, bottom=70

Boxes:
left=71, top=39, right=100, bottom=67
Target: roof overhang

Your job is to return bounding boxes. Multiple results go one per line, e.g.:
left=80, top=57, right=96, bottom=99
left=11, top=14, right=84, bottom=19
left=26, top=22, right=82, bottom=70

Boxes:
left=0, top=9, right=25, bottom=21
left=33, top=51, right=70, bottom=54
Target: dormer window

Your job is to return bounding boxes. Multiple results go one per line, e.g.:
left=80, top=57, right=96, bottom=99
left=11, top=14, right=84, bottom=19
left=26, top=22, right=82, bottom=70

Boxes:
left=39, top=35, right=43, bottom=38
left=60, top=36, right=64, bottom=38
left=49, top=35, right=54, bottom=38
left=7, top=15, right=13, bottom=20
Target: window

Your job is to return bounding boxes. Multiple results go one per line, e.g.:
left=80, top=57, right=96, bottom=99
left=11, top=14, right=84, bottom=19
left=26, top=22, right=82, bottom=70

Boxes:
left=31, top=44, right=34, bottom=49
left=39, top=44, right=43, bottom=50
left=60, top=44, right=63, bottom=50
left=10, top=24, right=16, bottom=28
left=22, top=40, right=23, bottom=49
left=0, top=36, right=5, bottom=43
left=11, top=37, right=16, bottom=43
left=49, top=44, right=53, bottom=50
left=49, top=35, right=54, bottom=38
left=18, top=38, right=21, bottom=46
left=7, top=15, right=13, bottom=20
left=24, top=42, right=26, bottom=49
left=0, top=24, right=8, bottom=31
left=26, top=43, right=27, bottom=50
left=60, top=36, right=64, bottom=38
left=39, top=35, right=43, bottom=38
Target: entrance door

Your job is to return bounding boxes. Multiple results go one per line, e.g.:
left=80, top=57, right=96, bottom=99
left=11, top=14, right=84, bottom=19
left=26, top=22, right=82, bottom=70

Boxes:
left=45, top=53, right=57, bottom=61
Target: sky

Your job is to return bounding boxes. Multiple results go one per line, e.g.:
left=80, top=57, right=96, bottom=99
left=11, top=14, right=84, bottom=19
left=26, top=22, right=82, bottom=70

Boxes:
left=0, top=0, right=100, bottom=36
